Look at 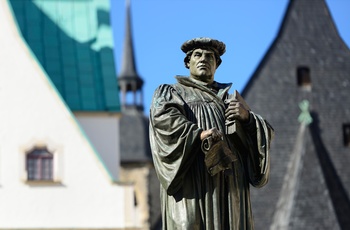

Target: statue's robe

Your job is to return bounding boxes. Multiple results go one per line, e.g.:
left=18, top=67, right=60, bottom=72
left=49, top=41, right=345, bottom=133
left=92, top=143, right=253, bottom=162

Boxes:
left=149, top=76, right=274, bottom=230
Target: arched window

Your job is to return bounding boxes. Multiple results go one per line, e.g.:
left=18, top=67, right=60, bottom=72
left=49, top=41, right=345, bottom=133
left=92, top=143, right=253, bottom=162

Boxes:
left=26, top=147, right=53, bottom=181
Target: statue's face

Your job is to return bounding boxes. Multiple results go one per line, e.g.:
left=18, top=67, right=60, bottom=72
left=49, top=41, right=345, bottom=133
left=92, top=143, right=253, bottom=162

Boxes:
left=188, top=48, right=217, bottom=84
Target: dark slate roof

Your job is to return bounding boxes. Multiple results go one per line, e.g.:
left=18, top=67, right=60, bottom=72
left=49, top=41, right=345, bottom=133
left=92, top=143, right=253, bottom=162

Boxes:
left=119, top=107, right=152, bottom=163
left=9, top=0, right=120, bottom=112
left=241, top=0, right=350, bottom=229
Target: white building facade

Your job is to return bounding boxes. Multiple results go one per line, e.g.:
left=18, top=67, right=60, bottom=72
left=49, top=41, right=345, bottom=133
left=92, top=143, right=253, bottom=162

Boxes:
left=0, top=0, right=140, bottom=229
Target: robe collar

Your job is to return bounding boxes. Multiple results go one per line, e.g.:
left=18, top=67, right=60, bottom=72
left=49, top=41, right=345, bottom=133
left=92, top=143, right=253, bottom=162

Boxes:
left=175, top=76, right=232, bottom=100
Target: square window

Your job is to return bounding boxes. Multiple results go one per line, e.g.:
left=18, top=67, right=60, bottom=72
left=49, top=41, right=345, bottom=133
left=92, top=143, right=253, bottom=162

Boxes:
left=21, top=142, right=63, bottom=184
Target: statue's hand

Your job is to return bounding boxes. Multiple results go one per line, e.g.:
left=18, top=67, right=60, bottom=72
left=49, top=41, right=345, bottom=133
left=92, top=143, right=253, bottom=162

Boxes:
left=225, top=99, right=250, bottom=123
left=200, top=128, right=223, bottom=142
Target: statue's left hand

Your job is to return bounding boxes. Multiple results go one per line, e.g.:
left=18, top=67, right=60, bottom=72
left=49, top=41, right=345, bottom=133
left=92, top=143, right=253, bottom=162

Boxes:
left=225, top=99, right=250, bottom=123
left=200, top=128, right=223, bottom=142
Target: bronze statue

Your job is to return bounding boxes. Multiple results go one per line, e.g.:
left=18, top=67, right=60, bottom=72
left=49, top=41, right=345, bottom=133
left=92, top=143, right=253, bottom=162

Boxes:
left=149, top=37, right=274, bottom=230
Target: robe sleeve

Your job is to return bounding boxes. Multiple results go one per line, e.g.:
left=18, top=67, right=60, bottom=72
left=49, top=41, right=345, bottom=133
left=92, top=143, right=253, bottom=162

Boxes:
left=243, top=112, right=274, bottom=187
left=149, top=84, right=203, bottom=195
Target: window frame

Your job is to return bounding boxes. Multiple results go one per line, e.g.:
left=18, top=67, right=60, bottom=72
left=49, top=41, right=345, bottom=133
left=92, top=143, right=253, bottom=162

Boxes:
left=20, top=141, right=63, bottom=184
left=26, top=147, right=54, bottom=181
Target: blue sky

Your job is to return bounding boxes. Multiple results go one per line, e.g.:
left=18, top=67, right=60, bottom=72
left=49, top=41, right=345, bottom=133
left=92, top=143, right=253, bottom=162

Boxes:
left=110, top=0, right=350, bottom=114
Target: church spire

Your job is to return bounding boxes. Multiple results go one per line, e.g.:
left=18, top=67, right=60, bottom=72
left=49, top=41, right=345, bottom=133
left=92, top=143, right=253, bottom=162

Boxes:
left=118, top=0, right=144, bottom=111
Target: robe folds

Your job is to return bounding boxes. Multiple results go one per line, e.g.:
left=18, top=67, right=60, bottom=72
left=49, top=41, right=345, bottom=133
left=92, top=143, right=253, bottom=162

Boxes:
left=149, top=76, right=274, bottom=230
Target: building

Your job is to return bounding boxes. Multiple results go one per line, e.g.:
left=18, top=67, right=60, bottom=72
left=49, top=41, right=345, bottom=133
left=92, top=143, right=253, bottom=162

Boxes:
left=9, top=0, right=122, bottom=180
left=0, top=0, right=140, bottom=229
left=242, top=0, right=350, bottom=229
left=4, top=0, right=348, bottom=229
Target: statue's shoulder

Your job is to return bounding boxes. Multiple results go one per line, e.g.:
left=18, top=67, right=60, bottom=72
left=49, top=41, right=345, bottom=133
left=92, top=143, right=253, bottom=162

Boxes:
left=154, top=76, right=189, bottom=96
left=172, top=82, right=185, bottom=94
left=151, top=82, right=187, bottom=110
left=152, top=82, right=184, bottom=100
left=153, top=84, right=173, bottom=97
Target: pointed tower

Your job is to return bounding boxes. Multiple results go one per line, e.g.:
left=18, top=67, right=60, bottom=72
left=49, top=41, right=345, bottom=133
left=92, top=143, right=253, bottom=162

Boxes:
left=118, top=1, right=161, bottom=229
left=242, top=0, right=350, bottom=229
left=118, top=0, right=144, bottom=111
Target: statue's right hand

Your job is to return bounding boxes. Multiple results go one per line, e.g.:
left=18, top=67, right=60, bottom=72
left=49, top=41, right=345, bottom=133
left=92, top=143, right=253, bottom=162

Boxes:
left=200, top=128, right=223, bottom=142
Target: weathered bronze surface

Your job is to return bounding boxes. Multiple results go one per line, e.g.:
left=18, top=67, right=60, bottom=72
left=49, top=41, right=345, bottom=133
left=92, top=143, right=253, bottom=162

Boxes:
left=149, top=37, right=274, bottom=230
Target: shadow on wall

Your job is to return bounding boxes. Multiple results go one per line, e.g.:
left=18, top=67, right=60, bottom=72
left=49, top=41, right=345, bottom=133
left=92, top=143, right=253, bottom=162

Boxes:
left=309, top=112, right=350, bottom=230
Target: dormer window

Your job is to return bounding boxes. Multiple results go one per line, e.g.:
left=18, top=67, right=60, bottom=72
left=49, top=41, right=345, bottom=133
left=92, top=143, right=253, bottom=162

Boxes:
left=343, top=123, right=350, bottom=147
left=297, top=66, right=311, bottom=90
left=26, top=147, right=53, bottom=181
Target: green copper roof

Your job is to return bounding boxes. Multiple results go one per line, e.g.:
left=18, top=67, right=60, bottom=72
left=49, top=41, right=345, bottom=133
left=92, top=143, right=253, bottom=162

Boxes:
left=9, top=0, right=120, bottom=112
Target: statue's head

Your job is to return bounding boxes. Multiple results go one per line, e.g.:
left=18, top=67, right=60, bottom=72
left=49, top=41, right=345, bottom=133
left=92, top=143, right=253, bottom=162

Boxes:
left=181, top=37, right=226, bottom=69
left=181, top=37, right=226, bottom=84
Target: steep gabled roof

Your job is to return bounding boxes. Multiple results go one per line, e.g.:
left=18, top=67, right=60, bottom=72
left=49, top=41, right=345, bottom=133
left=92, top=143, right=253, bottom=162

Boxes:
left=242, top=0, right=350, bottom=229
left=9, top=0, right=120, bottom=112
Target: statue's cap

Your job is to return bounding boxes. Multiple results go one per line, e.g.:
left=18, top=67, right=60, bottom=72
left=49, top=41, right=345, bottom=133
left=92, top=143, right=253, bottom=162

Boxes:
left=181, top=37, right=226, bottom=56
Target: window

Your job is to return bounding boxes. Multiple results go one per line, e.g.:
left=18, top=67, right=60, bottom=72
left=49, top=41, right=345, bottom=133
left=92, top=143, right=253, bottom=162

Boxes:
left=26, top=147, right=53, bottom=181
left=21, top=141, right=62, bottom=184
left=343, top=123, right=350, bottom=147
left=297, top=66, right=311, bottom=89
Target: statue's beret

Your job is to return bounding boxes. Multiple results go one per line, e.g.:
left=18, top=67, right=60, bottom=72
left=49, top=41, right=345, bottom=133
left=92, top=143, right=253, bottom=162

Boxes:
left=181, top=37, right=226, bottom=56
